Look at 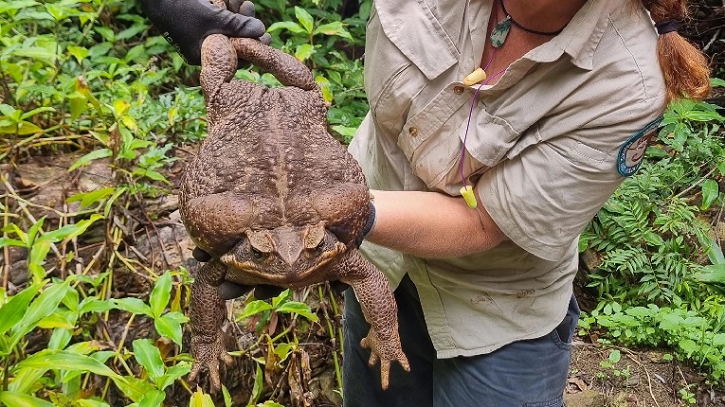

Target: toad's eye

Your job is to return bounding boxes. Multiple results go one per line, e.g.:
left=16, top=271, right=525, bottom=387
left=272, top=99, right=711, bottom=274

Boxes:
left=251, top=247, right=268, bottom=260
left=315, top=238, right=325, bottom=251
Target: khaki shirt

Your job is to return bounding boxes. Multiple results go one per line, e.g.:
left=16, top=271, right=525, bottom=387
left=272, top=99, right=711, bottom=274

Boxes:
left=348, top=0, right=666, bottom=358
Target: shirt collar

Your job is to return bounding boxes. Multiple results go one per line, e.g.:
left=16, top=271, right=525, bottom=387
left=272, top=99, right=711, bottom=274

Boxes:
left=526, top=0, right=617, bottom=70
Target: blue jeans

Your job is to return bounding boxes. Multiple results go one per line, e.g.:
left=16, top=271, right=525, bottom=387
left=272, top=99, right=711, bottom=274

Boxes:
left=342, top=274, right=579, bottom=407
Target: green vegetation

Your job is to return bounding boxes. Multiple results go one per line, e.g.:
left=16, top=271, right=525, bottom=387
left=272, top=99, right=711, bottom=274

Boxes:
left=579, top=88, right=725, bottom=382
left=1, top=0, right=724, bottom=405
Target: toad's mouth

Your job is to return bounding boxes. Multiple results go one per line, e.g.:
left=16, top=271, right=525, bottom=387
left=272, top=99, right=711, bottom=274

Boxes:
left=220, top=242, right=348, bottom=287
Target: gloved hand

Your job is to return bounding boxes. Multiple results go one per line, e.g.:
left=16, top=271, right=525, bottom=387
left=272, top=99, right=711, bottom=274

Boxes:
left=355, top=202, right=377, bottom=247
left=140, top=0, right=269, bottom=65
left=192, top=246, right=285, bottom=300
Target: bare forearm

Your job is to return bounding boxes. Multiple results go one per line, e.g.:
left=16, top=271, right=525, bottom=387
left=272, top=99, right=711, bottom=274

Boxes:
left=366, top=190, right=507, bottom=258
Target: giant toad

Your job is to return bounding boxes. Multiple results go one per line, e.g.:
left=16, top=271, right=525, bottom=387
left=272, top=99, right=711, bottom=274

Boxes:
left=178, top=25, right=409, bottom=391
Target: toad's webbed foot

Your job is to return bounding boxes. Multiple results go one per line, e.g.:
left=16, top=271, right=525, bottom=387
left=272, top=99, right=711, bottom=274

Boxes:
left=360, top=327, right=410, bottom=389
left=188, top=333, right=234, bottom=393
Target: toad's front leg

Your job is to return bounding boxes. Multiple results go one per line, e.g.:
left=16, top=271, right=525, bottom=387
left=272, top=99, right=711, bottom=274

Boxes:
left=338, top=250, right=409, bottom=389
left=188, top=259, right=233, bottom=392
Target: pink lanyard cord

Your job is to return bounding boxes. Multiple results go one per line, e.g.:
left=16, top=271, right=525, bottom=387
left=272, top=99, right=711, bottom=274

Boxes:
left=459, top=48, right=507, bottom=187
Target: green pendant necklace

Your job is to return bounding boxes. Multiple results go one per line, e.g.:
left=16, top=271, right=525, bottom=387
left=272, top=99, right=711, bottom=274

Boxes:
left=489, top=0, right=566, bottom=49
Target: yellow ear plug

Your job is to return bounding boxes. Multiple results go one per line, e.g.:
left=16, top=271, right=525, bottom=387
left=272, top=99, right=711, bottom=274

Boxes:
left=463, top=68, right=487, bottom=86
left=460, top=185, right=478, bottom=209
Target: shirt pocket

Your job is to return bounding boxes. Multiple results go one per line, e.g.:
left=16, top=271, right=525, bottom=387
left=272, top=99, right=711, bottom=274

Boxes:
left=364, top=1, right=458, bottom=134
left=398, top=101, right=523, bottom=192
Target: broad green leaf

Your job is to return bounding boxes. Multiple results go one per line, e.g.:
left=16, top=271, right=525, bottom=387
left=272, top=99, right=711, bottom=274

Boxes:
left=156, top=362, right=191, bottom=390
left=42, top=214, right=102, bottom=243
left=16, top=350, right=122, bottom=380
left=11, top=47, right=57, bottom=65
left=678, top=339, right=698, bottom=356
left=48, top=328, right=72, bottom=351
left=276, top=301, right=319, bottom=322
left=237, top=300, right=273, bottom=319
left=94, top=26, right=115, bottom=42
left=26, top=216, right=45, bottom=246
left=0, top=238, right=25, bottom=248
left=28, top=240, right=51, bottom=280
left=313, top=22, right=353, bottom=40
left=273, top=342, right=295, bottom=362
left=295, top=43, right=314, bottom=62
left=608, top=349, right=621, bottom=363
left=223, top=386, right=233, bottom=407
left=189, top=388, right=216, bottom=407
left=45, top=3, right=69, bottom=20
left=0, top=391, right=55, bottom=407
left=316, top=75, right=333, bottom=103
left=115, top=375, right=155, bottom=403
left=0, top=120, right=43, bottom=135
left=270, top=289, right=291, bottom=308
left=77, top=400, right=111, bottom=407
left=706, top=237, right=725, bottom=266
left=79, top=298, right=116, bottom=314
left=266, top=21, right=306, bottom=34
left=713, top=333, right=725, bottom=347
left=116, top=24, right=148, bottom=41
left=0, top=104, right=16, bottom=117
left=150, top=272, right=172, bottom=317
left=67, top=92, right=87, bottom=121
left=701, top=179, right=719, bottom=210
left=13, top=279, right=71, bottom=342
left=248, top=363, right=264, bottom=406
left=294, top=6, right=314, bottom=33
left=138, top=389, right=166, bottom=407
left=155, top=313, right=184, bottom=346
left=68, top=148, right=112, bottom=172
left=113, top=100, right=130, bottom=116
left=0, top=0, right=40, bottom=14
left=37, top=312, right=74, bottom=329
left=693, top=264, right=725, bottom=284
left=712, top=77, right=725, bottom=88
left=0, top=281, right=43, bottom=336
left=114, top=297, right=152, bottom=316
left=67, top=188, right=116, bottom=209
left=132, top=339, right=165, bottom=381
left=67, top=45, right=89, bottom=63
left=258, top=401, right=285, bottom=407
left=7, top=366, right=47, bottom=393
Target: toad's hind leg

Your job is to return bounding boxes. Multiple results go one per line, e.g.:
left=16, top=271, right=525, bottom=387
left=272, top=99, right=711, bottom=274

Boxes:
left=337, top=250, right=410, bottom=389
left=188, top=260, right=233, bottom=393
left=200, top=34, right=237, bottom=98
left=230, top=38, right=317, bottom=91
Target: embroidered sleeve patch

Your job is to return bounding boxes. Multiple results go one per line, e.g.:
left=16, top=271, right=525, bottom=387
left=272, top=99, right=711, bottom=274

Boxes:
left=617, top=117, right=663, bottom=177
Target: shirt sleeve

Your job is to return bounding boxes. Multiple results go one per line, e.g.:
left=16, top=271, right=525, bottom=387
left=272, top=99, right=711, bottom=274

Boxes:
left=476, top=121, right=656, bottom=262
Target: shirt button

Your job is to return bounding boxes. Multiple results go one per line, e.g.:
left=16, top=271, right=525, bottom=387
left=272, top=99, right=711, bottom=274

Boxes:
left=453, top=86, right=465, bottom=94
left=409, top=127, right=419, bottom=137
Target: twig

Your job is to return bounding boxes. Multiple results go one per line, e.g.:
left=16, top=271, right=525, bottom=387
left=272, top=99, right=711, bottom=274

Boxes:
left=703, top=27, right=722, bottom=52
left=3, top=193, right=10, bottom=291
left=614, top=346, right=662, bottom=407
left=674, top=166, right=718, bottom=199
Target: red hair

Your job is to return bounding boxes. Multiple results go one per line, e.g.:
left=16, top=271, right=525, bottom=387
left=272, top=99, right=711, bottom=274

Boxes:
left=639, top=0, right=711, bottom=103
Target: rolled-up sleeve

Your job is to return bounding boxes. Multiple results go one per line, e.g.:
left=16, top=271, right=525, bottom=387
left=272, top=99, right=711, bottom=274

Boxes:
left=477, top=123, right=652, bottom=261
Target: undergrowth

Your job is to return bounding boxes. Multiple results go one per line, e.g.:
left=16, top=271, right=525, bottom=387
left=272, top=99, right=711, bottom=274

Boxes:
left=1, top=0, right=725, bottom=405
left=580, top=87, right=725, bottom=383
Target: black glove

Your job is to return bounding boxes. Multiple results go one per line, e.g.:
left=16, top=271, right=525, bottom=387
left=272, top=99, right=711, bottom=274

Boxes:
left=140, top=0, right=267, bottom=65
left=192, top=246, right=284, bottom=300
left=355, top=202, right=377, bottom=247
